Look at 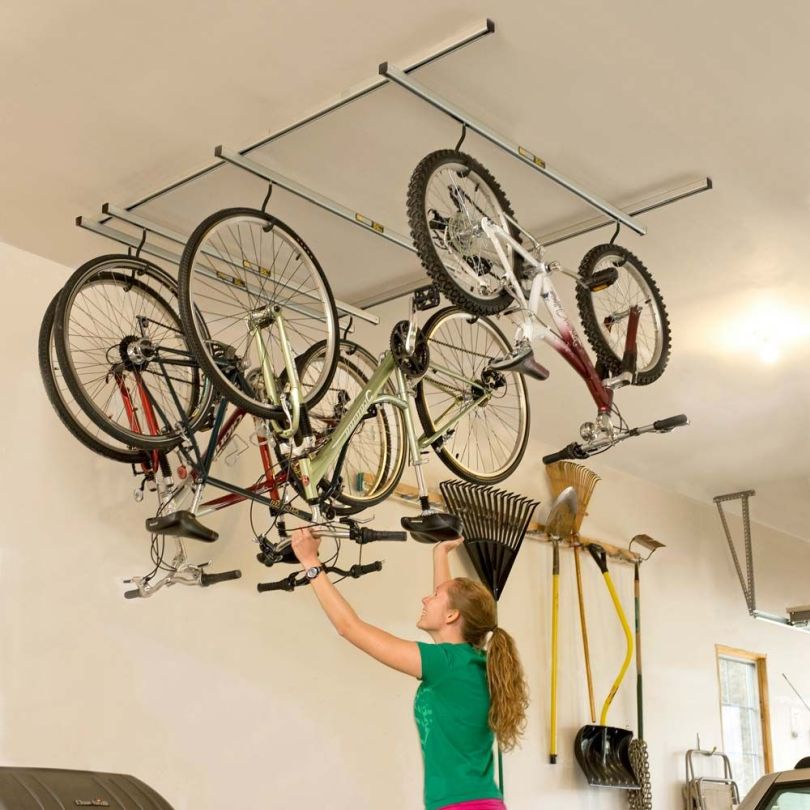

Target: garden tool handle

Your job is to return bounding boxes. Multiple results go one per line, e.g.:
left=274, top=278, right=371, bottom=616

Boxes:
left=587, top=543, right=608, bottom=573
left=598, top=568, right=635, bottom=726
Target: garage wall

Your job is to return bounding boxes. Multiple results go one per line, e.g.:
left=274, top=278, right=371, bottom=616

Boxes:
left=2, top=240, right=810, bottom=810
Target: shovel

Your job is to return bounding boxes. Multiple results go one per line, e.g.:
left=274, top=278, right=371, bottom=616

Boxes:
left=574, top=544, right=639, bottom=789
left=545, top=486, right=578, bottom=764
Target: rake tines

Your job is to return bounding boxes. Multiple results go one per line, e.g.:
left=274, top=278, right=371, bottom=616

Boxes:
left=546, top=461, right=600, bottom=532
left=440, top=480, right=540, bottom=601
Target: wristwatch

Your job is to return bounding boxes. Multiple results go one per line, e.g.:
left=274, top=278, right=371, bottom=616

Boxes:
left=305, top=564, right=324, bottom=582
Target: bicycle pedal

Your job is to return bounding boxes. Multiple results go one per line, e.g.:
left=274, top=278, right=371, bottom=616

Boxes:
left=583, top=267, right=619, bottom=292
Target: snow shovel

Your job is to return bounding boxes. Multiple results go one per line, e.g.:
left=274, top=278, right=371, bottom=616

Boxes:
left=545, top=486, right=578, bottom=764
left=574, top=544, right=639, bottom=789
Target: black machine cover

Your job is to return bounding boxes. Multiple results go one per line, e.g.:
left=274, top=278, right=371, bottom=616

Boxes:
left=0, top=767, right=174, bottom=809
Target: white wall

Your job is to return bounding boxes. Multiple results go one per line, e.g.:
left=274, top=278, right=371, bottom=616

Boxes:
left=2, top=240, right=810, bottom=810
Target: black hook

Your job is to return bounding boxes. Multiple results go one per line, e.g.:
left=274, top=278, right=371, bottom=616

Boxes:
left=341, top=316, right=354, bottom=341
left=609, top=221, right=621, bottom=245
left=124, top=230, right=148, bottom=291
left=261, top=183, right=273, bottom=213
left=455, top=124, right=467, bottom=152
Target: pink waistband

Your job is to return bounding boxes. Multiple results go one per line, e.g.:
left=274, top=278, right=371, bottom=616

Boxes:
left=438, top=801, right=506, bottom=810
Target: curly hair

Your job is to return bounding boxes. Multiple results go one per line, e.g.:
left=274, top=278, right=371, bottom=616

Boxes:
left=447, top=577, right=529, bottom=751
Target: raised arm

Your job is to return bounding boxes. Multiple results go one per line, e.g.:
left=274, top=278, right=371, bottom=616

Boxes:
left=291, top=528, right=422, bottom=678
left=433, top=537, right=465, bottom=590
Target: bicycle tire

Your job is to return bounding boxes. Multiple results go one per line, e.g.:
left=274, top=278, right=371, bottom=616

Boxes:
left=576, top=244, right=671, bottom=385
left=294, top=339, right=407, bottom=512
left=407, top=150, right=519, bottom=316
left=54, top=255, right=212, bottom=451
left=415, top=306, right=530, bottom=483
left=178, top=207, right=339, bottom=420
left=39, top=291, right=148, bottom=464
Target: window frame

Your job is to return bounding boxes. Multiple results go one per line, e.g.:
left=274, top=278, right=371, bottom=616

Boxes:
left=715, top=644, right=774, bottom=782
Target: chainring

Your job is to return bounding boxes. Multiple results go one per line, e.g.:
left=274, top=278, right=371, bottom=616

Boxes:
left=390, top=320, right=430, bottom=379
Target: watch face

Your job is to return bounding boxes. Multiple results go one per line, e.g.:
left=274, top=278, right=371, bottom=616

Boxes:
left=306, top=566, right=321, bottom=579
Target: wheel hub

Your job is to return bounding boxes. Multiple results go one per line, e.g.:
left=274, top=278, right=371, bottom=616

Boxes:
left=118, top=335, right=156, bottom=370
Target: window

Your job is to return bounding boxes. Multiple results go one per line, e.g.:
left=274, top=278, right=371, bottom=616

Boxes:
left=760, top=783, right=810, bottom=810
left=716, top=646, right=773, bottom=798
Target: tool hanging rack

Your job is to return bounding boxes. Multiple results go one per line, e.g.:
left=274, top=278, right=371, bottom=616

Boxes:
left=77, top=18, right=712, bottom=315
left=715, top=490, right=810, bottom=634
left=382, top=477, right=641, bottom=565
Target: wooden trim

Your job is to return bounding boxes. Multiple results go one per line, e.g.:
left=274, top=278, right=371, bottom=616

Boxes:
left=715, top=645, right=773, bottom=773
left=382, top=479, right=641, bottom=564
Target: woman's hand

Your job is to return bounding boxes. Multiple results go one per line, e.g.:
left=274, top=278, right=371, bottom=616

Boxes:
left=291, top=527, right=322, bottom=568
left=434, top=536, right=464, bottom=554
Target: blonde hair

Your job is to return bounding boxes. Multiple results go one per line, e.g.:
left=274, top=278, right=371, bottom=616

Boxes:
left=447, top=577, right=529, bottom=751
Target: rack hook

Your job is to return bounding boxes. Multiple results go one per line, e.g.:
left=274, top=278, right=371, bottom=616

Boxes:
left=261, top=183, right=273, bottom=213
left=454, top=123, right=467, bottom=152
left=609, top=221, right=621, bottom=245
left=341, top=316, right=354, bottom=341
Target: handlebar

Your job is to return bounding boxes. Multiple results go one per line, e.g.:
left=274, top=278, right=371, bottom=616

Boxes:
left=257, top=561, right=383, bottom=594
left=201, top=569, right=242, bottom=586
left=355, top=527, right=407, bottom=544
left=542, top=413, right=689, bottom=465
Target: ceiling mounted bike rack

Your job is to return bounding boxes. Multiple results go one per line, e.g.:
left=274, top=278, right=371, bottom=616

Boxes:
left=76, top=18, right=496, bottom=324
left=76, top=15, right=711, bottom=316
left=715, top=490, right=810, bottom=634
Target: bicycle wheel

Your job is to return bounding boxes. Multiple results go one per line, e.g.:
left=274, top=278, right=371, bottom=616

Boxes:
left=297, top=339, right=406, bottom=512
left=576, top=244, right=671, bottom=385
left=54, top=255, right=212, bottom=451
left=407, top=150, right=520, bottom=316
left=416, top=306, right=530, bottom=484
left=39, top=291, right=148, bottom=464
left=178, top=207, right=339, bottom=420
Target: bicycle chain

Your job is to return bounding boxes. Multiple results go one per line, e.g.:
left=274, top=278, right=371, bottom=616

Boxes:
left=628, top=739, right=652, bottom=810
left=427, top=336, right=497, bottom=361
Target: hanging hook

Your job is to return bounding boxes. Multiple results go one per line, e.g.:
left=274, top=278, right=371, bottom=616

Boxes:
left=134, top=229, right=147, bottom=258
left=261, top=183, right=273, bottom=213
left=609, top=221, right=621, bottom=245
left=125, top=230, right=148, bottom=291
left=454, top=123, right=467, bottom=152
left=341, top=316, right=354, bottom=341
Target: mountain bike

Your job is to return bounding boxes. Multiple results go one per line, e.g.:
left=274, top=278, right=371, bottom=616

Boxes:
left=406, top=150, right=688, bottom=463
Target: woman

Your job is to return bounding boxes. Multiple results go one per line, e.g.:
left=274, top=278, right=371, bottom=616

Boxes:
left=291, top=527, right=529, bottom=810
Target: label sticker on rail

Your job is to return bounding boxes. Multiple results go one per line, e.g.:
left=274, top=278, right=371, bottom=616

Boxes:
left=518, top=146, right=546, bottom=168
left=243, top=259, right=274, bottom=278
left=355, top=213, right=384, bottom=233
left=215, top=270, right=246, bottom=288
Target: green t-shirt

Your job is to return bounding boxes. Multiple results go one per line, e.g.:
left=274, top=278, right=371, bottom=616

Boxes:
left=414, top=641, right=502, bottom=810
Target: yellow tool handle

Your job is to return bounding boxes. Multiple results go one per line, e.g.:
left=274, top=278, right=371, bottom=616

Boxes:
left=599, top=570, right=634, bottom=726
left=550, top=565, right=559, bottom=762
left=574, top=547, right=596, bottom=723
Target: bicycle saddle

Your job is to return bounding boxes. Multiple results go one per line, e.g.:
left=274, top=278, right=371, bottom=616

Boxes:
left=145, top=510, right=219, bottom=543
left=401, top=512, right=463, bottom=544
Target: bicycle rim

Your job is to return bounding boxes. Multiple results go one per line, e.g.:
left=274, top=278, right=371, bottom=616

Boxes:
left=54, top=257, right=208, bottom=450
left=179, top=208, right=338, bottom=419
left=416, top=307, right=530, bottom=483
left=579, top=246, right=667, bottom=376
left=300, top=340, right=406, bottom=510
left=409, top=151, right=517, bottom=313
left=39, top=291, right=147, bottom=463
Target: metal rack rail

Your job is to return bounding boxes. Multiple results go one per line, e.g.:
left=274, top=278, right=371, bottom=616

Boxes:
left=77, top=15, right=712, bottom=318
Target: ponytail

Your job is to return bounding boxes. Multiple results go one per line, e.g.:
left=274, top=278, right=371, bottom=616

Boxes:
left=447, top=578, right=529, bottom=751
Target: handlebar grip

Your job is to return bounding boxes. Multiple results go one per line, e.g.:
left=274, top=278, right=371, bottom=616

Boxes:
left=349, top=561, right=383, bottom=578
left=201, top=569, right=242, bottom=587
left=653, top=414, right=688, bottom=432
left=257, top=578, right=295, bottom=593
left=359, top=528, right=407, bottom=543
left=124, top=589, right=142, bottom=600
left=542, top=443, right=587, bottom=465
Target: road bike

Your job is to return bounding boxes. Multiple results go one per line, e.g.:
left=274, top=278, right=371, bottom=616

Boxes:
left=406, top=149, right=688, bottom=463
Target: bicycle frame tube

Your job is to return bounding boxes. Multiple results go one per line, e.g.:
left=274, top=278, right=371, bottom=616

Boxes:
left=304, top=351, right=403, bottom=498
left=483, top=221, right=613, bottom=413
left=114, top=371, right=160, bottom=471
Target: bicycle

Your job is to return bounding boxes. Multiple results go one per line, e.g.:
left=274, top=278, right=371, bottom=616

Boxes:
left=406, top=149, right=688, bottom=464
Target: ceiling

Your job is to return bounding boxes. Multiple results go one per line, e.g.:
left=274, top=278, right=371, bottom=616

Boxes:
left=4, top=0, right=809, bottom=539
